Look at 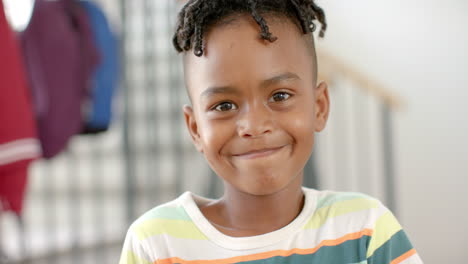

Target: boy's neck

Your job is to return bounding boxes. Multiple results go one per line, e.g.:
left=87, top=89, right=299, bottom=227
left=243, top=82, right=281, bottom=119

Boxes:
left=200, top=175, right=305, bottom=237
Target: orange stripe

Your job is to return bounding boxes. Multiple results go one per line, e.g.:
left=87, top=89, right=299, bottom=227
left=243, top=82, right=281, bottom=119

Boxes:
left=155, top=228, right=373, bottom=264
left=390, top=248, right=417, bottom=264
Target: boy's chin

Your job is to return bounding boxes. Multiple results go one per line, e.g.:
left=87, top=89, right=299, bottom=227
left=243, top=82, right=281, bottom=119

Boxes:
left=234, top=176, right=302, bottom=197
left=241, top=187, right=283, bottom=196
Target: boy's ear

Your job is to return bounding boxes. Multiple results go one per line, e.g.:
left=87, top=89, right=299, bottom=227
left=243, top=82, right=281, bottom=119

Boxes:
left=314, top=81, right=330, bottom=132
left=183, top=105, right=204, bottom=153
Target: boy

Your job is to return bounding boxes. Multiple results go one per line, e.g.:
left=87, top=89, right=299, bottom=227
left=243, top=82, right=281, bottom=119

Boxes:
left=120, top=0, right=423, bottom=263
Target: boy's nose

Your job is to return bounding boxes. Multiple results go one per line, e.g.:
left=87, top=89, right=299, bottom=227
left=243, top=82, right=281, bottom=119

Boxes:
left=237, top=103, right=273, bottom=138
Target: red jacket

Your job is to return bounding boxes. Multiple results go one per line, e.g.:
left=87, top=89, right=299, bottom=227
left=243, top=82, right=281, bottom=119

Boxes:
left=0, top=0, right=41, bottom=214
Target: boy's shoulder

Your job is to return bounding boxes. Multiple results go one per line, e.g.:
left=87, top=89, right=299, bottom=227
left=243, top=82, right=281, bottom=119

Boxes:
left=128, top=192, right=207, bottom=241
left=128, top=189, right=390, bottom=240
left=304, top=188, right=389, bottom=228
left=304, top=188, right=383, bottom=210
left=310, top=188, right=382, bottom=210
left=132, top=189, right=386, bottom=227
left=133, top=193, right=191, bottom=225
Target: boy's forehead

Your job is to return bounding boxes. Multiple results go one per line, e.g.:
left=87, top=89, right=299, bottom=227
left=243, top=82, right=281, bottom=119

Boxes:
left=183, top=15, right=317, bottom=99
left=184, top=14, right=316, bottom=58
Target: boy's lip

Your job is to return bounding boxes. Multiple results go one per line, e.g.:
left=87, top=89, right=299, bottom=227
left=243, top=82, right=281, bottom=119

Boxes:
left=232, top=145, right=286, bottom=159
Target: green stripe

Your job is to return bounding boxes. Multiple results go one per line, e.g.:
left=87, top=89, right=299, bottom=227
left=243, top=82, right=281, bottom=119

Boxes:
left=316, top=192, right=373, bottom=209
left=135, top=205, right=191, bottom=224
left=367, top=229, right=414, bottom=264
left=237, top=235, right=371, bottom=264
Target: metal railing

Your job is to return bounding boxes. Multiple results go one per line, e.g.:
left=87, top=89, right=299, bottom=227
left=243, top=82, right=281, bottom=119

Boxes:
left=314, top=50, right=402, bottom=213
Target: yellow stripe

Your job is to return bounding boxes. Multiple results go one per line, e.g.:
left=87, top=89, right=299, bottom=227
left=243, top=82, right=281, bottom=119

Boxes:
left=134, top=219, right=208, bottom=241
left=366, top=211, right=402, bottom=258
left=120, top=250, right=153, bottom=264
left=304, top=197, right=379, bottom=229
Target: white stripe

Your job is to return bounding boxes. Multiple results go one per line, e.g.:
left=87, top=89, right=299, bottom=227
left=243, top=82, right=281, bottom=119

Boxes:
left=0, top=138, right=41, bottom=166
left=0, top=138, right=40, bottom=152
left=137, top=205, right=388, bottom=260
left=122, top=230, right=153, bottom=262
left=399, top=253, right=424, bottom=264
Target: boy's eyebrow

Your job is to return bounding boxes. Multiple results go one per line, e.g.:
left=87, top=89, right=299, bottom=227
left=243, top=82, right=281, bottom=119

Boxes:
left=261, top=72, right=301, bottom=88
left=200, top=72, right=301, bottom=98
left=201, top=86, right=239, bottom=98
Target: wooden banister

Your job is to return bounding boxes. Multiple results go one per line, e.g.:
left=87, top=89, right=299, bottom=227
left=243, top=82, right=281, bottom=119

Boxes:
left=317, top=50, right=405, bottom=110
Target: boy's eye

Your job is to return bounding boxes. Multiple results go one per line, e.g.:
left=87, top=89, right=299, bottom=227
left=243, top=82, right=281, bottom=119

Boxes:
left=213, top=102, right=238, bottom=112
left=269, top=92, right=291, bottom=102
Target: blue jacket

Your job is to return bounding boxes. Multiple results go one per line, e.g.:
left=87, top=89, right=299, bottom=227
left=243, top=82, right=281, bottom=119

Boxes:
left=80, top=0, right=120, bottom=133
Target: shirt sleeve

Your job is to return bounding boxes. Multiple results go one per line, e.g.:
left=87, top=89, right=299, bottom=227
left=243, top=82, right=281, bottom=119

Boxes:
left=119, top=226, right=153, bottom=264
left=366, top=202, right=424, bottom=264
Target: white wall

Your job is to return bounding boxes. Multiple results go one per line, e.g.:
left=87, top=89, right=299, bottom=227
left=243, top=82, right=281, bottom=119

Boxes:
left=316, top=0, right=468, bottom=263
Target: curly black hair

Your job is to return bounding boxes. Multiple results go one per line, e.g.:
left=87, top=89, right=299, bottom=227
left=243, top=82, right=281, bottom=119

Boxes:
left=172, top=0, right=327, bottom=57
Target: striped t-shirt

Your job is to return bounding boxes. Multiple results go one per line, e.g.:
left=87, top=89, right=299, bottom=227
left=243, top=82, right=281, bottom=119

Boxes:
left=119, top=188, right=423, bottom=264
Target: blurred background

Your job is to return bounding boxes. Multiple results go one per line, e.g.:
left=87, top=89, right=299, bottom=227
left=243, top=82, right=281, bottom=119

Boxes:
left=0, top=0, right=466, bottom=263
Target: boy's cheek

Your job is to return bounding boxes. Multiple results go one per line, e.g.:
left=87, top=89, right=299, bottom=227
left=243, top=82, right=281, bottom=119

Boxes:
left=285, top=111, right=316, bottom=134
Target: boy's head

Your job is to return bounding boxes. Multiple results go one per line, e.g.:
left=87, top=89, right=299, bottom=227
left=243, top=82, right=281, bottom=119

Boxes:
left=173, top=0, right=330, bottom=196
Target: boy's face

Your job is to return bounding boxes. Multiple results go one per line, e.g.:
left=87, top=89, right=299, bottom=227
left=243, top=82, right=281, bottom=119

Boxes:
left=183, top=16, right=329, bottom=196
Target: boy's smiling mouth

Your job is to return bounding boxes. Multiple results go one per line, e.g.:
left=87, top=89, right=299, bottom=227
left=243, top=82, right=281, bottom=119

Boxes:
left=232, top=145, right=288, bottom=159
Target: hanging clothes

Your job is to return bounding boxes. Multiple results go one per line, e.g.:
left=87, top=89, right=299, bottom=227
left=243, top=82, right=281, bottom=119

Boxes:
left=0, top=0, right=41, bottom=214
left=19, top=0, right=100, bottom=158
left=80, top=0, right=120, bottom=134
